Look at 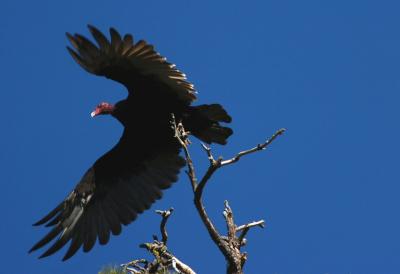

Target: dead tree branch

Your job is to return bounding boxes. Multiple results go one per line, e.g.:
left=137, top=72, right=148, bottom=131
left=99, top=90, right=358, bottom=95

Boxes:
left=172, top=113, right=198, bottom=192
left=172, top=115, right=285, bottom=274
left=122, top=208, right=196, bottom=274
left=220, top=128, right=286, bottom=166
left=155, top=208, right=174, bottom=245
left=121, top=117, right=284, bottom=274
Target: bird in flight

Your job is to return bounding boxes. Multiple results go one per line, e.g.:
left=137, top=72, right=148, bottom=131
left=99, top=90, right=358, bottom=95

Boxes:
left=30, top=25, right=232, bottom=260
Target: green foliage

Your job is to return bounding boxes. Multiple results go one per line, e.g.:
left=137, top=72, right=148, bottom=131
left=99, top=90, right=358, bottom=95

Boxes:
left=98, top=265, right=127, bottom=274
left=98, top=264, right=175, bottom=274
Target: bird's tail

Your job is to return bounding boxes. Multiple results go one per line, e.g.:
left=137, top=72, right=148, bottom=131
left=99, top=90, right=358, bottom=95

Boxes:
left=184, top=104, right=233, bottom=145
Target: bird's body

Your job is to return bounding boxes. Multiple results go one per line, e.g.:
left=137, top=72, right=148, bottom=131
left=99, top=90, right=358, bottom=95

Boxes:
left=30, top=25, right=232, bottom=260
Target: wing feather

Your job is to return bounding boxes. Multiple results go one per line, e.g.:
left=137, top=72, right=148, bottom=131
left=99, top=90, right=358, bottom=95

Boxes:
left=39, top=208, right=83, bottom=258
left=62, top=219, right=84, bottom=261
left=30, top=145, right=184, bottom=260
left=82, top=205, right=97, bottom=252
left=33, top=202, right=63, bottom=226
left=67, top=25, right=196, bottom=104
left=120, top=34, right=134, bottom=55
left=101, top=198, right=122, bottom=236
left=110, top=28, right=122, bottom=52
left=88, top=25, right=111, bottom=53
left=96, top=203, right=111, bottom=245
left=66, top=47, right=93, bottom=73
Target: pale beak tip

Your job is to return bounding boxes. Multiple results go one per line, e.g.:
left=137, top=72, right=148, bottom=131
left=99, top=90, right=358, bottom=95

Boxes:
left=90, top=111, right=96, bottom=118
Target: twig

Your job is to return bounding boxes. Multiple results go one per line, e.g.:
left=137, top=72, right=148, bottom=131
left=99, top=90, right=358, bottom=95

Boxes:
left=155, top=208, right=174, bottom=244
left=121, top=259, right=148, bottom=273
left=237, top=220, right=265, bottom=247
left=122, top=207, right=196, bottom=274
left=223, top=201, right=236, bottom=240
left=236, top=220, right=265, bottom=232
left=195, top=144, right=221, bottom=199
left=140, top=241, right=196, bottom=274
left=172, top=114, right=198, bottom=191
left=139, top=208, right=197, bottom=274
left=221, top=128, right=286, bottom=166
left=166, top=254, right=196, bottom=274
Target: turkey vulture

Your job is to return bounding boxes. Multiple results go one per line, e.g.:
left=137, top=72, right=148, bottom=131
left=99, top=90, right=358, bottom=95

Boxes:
left=29, top=25, right=232, bottom=260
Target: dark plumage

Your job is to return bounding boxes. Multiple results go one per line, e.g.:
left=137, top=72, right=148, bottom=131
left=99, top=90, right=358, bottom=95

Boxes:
left=30, top=25, right=233, bottom=260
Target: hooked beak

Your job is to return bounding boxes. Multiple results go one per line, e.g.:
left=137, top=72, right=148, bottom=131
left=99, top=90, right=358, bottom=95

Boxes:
left=90, top=103, right=114, bottom=118
left=90, top=110, right=99, bottom=118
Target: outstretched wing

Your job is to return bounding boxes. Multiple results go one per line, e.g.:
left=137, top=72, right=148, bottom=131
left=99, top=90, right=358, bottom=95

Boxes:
left=29, top=133, right=185, bottom=260
left=66, top=25, right=196, bottom=104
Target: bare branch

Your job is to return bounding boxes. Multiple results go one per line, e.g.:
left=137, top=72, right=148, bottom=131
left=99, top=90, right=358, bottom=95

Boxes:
left=236, top=220, right=266, bottom=232
left=139, top=241, right=196, bottom=274
left=122, top=207, right=197, bottom=274
left=166, top=254, right=196, bottom=274
left=223, top=201, right=236, bottom=240
left=172, top=116, right=224, bottom=252
left=121, top=119, right=285, bottom=274
left=221, top=128, right=286, bottom=166
left=171, top=114, right=198, bottom=191
left=173, top=126, right=285, bottom=274
left=155, top=207, right=174, bottom=244
left=201, top=142, right=216, bottom=164
left=237, top=220, right=266, bottom=247
left=121, top=259, right=148, bottom=273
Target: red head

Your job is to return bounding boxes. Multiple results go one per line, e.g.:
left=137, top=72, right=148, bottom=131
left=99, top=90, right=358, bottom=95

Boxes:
left=91, top=102, right=115, bottom=117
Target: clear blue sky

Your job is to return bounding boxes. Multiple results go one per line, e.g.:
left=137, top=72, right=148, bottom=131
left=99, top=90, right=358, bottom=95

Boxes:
left=2, top=0, right=400, bottom=273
